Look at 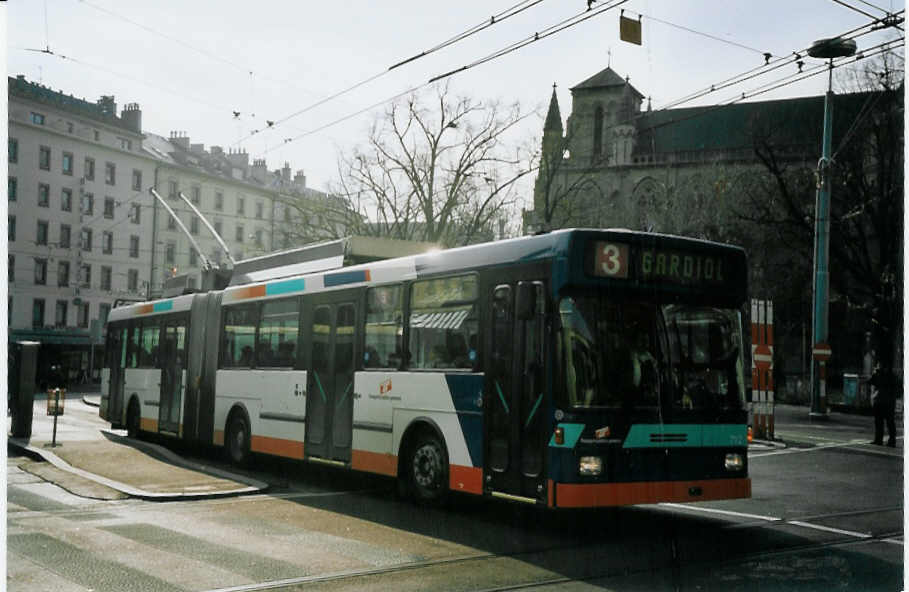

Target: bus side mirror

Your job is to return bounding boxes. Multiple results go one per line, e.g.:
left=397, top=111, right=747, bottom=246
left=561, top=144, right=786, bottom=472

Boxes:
left=516, top=282, right=536, bottom=321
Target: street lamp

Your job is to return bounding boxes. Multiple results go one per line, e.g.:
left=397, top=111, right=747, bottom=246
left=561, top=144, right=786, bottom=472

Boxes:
left=806, top=37, right=856, bottom=418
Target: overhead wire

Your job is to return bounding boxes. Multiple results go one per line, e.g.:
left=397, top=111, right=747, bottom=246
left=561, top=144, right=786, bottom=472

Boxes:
left=620, top=8, right=770, bottom=56
left=235, top=0, right=551, bottom=146
left=830, top=0, right=882, bottom=20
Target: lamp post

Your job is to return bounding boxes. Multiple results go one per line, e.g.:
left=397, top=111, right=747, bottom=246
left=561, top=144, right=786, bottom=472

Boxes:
left=806, top=37, right=856, bottom=417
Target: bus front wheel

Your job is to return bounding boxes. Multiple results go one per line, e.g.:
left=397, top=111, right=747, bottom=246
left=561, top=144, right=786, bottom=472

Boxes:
left=226, top=413, right=251, bottom=467
left=409, top=430, right=448, bottom=505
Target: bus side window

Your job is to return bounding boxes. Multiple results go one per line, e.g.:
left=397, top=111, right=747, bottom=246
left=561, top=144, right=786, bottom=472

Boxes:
left=221, top=304, right=258, bottom=368
left=409, top=275, right=478, bottom=370
left=257, top=298, right=299, bottom=368
left=139, top=321, right=160, bottom=368
left=365, top=285, right=403, bottom=369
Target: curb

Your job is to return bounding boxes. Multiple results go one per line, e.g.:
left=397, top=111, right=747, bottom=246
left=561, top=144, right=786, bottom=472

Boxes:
left=7, top=432, right=269, bottom=502
left=749, top=438, right=787, bottom=450
left=82, top=396, right=100, bottom=408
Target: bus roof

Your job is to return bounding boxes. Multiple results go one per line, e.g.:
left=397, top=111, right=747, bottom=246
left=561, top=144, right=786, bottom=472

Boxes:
left=108, top=229, right=746, bottom=318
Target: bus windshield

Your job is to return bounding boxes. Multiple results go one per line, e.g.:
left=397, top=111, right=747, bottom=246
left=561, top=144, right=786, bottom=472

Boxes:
left=558, top=295, right=745, bottom=413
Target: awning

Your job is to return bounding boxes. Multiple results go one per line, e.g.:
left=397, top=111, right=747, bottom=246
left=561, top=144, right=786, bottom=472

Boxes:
left=9, top=329, right=95, bottom=346
left=410, top=309, right=470, bottom=330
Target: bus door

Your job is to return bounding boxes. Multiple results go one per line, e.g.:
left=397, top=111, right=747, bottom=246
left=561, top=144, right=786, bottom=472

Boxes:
left=485, top=279, right=548, bottom=503
left=158, top=319, right=186, bottom=435
left=107, top=326, right=128, bottom=424
left=305, top=296, right=357, bottom=463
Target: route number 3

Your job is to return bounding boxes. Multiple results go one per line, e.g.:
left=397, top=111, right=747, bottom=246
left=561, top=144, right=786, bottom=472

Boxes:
left=594, top=242, right=629, bottom=278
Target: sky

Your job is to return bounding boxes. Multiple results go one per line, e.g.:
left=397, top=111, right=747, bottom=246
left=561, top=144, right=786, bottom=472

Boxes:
left=5, top=0, right=905, bottom=198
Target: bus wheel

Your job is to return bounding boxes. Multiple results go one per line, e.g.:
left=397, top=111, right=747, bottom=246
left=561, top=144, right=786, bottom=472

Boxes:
left=226, top=414, right=251, bottom=467
left=126, top=399, right=141, bottom=439
left=409, top=431, right=448, bottom=505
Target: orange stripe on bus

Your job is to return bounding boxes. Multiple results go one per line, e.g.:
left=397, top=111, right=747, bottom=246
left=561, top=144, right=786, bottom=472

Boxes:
left=555, top=477, right=751, bottom=508
left=140, top=418, right=158, bottom=432
left=351, top=449, right=397, bottom=476
left=449, top=465, right=483, bottom=494
left=213, top=430, right=225, bottom=446
left=251, top=435, right=304, bottom=459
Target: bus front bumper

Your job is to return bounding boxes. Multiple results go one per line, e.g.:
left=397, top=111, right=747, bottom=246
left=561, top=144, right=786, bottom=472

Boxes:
left=551, top=477, right=751, bottom=508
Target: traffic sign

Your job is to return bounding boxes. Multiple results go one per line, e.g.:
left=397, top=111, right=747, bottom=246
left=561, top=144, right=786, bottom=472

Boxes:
left=812, top=343, right=832, bottom=361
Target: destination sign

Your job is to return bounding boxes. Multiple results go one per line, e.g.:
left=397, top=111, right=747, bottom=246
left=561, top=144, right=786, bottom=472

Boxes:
left=590, top=241, right=732, bottom=287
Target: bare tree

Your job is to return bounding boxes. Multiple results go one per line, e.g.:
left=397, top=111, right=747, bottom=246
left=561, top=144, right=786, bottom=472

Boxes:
left=330, top=83, right=535, bottom=247
left=740, top=51, right=904, bottom=383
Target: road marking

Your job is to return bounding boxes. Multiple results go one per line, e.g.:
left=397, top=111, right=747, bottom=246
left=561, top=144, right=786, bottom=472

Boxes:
left=750, top=439, right=869, bottom=457
left=659, top=503, right=779, bottom=522
left=787, top=520, right=872, bottom=539
left=660, top=503, right=892, bottom=543
left=881, top=537, right=903, bottom=546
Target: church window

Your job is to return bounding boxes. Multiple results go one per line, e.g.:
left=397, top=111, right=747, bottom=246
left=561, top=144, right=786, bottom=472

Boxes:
left=593, top=106, right=604, bottom=157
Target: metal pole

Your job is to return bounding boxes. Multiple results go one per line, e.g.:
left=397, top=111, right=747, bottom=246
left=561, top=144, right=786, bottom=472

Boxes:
left=809, top=61, right=835, bottom=417
left=51, top=389, right=59, bottom=447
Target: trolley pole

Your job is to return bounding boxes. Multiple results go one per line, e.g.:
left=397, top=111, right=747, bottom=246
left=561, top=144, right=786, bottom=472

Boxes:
left=807, top=37, right=855, bottom=418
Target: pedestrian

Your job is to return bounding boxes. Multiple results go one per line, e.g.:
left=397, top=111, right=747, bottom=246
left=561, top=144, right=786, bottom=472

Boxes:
left=870, top=364, right=897, bottom=447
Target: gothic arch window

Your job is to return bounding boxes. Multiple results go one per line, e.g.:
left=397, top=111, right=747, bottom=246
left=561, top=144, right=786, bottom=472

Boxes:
left=633, top=177, right=662, bottom=231
left=593, top=105, right=604, bottom=157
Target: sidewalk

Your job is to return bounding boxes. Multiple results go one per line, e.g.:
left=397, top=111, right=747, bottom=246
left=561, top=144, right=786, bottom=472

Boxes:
left=7, top=395, right=268, bottom=501
left=763, top=403, right=903, bottom=451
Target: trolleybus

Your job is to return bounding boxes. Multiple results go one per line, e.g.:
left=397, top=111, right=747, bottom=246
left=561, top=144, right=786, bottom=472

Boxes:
left=100, top=229, right=751, bottom=508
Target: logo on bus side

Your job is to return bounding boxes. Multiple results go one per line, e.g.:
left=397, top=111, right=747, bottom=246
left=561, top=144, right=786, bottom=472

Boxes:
left=379, top=379, right=392, bottom=395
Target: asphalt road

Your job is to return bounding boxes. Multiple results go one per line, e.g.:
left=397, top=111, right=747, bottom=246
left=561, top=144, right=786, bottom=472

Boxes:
left=6, top=399, right=904, bottom=592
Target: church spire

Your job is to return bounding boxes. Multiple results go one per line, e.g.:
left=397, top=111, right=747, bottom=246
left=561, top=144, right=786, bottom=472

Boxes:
left=543, top=83, right=563, bottom=134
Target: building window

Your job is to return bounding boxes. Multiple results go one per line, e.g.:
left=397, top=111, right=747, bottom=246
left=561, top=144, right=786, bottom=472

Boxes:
left=8, top=177, right=16, bottom=201
left=130, top=203, right=141, bottom=224
left=189, top=248, right=198, bottom=266
left=58, top=261, right=70, bottom=287
left=80, top=264, right=91, bottom=288
left=59, top=224, right=71, bottom=249
left=101, top=266, right=112, bottom=291
left=190, top=217, right=199, bottom=235
left=85, top=157, right=95, bottom=181
left=8, top=138, right=18, bottom=163
left=62, top=152, right=74, bottom=175
left=132, top=169, right=142, bottom=191
left=67, top=122, right=74, bottom=134
left=128, top=269, right=139, bottom=291
left=215, top=192, right=224, bottom=211
left=31, top=112, right=45, bottom=125
left=214, top=221, right=223, bottom=236
left=118, top=137, right=132, bottom=151
left=237, top=196, right=245, bottom=215
left=93, top=130, right=100, bottom=141
left=99, top=303, right=111, bottom=325
left=168, top=179, right=178, bottom=199
left=167, top=216, right=177, bottom=231
left=165, top=242, right=176, bottom=264
left=32, top=299, right=45, bottom=328
left=255, top=229, right=263, bottom=247
left=38, top=183, right=50, bottom=207
left=81, top=193, right=94, bottom=215
left=55, top=300, right=68, bottom=327
left=102, top=231, right=113, bottom=254
left=130, top=235, right=140, bottom=258
left=36, top=221, right=49, bottom=246
left=81, top=228, right=92, bottom=251
left=34, top=258, right=47, bottom=285
left=191, top=186, right=200, bottom=204
left=103, top=197, right=115, bottom=219
left=8, top=216, right=15, bottom=242
left=77, top=302, right=90, bottom=328
left=39, top=146, right=51, bottom=170
left=105, top=162, right=115, bottom=185
left=236, top=225, right=244, bottom=242
left=61, top=187, right=72, bottom=211
left=9, top=255, right=15, bottom=282
left=256, top=202, right=264, bottom=219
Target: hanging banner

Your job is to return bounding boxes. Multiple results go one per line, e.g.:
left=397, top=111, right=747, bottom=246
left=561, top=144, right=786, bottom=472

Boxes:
left=620, top=15, right=642, bottom=45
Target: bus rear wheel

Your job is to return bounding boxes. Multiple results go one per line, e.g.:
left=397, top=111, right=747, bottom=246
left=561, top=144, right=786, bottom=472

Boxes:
left=126, top=399, right=141, bottom=439
left=409, top=431, right=448, bottom=505
left=226, top=414, right=251, bottom=467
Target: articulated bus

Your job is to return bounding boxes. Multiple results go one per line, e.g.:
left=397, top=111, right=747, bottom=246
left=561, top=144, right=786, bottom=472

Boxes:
left=100, top=229, right=751, bottom=508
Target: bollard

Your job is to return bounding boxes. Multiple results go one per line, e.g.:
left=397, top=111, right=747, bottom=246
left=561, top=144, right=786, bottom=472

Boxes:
left=46, top=388, right=65, bottom=447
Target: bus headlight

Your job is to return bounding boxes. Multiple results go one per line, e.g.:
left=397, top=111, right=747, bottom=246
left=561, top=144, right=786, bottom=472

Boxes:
left=725, top=453, right=744, bottom=471
left=579, top=456, right=603, bottom=476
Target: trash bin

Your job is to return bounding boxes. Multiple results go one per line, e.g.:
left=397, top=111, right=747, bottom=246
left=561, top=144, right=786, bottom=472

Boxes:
left=842, top=373, right=859, bottom=406
left=9, top=341, right=39, bottom=439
